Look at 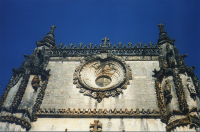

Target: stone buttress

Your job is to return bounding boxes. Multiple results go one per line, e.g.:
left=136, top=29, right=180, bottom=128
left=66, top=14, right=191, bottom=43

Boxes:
left=154, top=23, right=200, bottom=131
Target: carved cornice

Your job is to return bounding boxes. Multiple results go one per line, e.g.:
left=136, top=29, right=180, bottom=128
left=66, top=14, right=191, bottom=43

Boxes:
left=35, top=108, right=160, bottom=118
left=0, top=115, right=31, bottom=130
left=48, top=56, right=159, bottom=62
left=47, top=42, right=159, bottom=57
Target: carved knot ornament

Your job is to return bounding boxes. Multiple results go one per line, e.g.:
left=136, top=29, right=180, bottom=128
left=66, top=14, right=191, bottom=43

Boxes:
left=73, top=54, right=132, bottom=102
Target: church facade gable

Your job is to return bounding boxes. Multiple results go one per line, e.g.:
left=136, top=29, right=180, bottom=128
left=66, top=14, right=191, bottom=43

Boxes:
left=0, top=24, right=199, bottom=131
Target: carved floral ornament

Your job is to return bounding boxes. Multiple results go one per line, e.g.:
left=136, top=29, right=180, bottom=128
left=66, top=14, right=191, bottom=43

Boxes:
left=73, top=54, right=132, bottom=102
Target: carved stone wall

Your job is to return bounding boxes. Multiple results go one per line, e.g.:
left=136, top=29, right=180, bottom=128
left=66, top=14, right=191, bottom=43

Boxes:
left=40, top=60, right=159, bottom=112
left=30, top=118, right=166, bottom=131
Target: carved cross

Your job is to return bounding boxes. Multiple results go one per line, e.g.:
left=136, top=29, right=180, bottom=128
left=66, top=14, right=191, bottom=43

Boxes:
left=158, top=23, right=164, bottom=32
left=102, top=37, right=109, bottom=47
left=51, top=25, right=56, bottom=31
left=90, top=120, right=102, bottom=132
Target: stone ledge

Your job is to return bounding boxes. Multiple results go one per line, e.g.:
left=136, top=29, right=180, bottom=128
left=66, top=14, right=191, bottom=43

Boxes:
left=35, top=108, right=160, bottom=118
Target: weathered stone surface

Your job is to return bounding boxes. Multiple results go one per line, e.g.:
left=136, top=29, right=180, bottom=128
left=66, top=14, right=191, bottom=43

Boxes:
left=30, top=118, right=166, bottom=131
left=3, top=78, right=22, bottom=110
left=40, top=61, right=159, bottom=110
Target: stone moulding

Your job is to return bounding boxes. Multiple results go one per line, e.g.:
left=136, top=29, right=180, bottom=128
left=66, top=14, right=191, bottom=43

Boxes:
left=155, top=77, right=167, bottom=123
left=73, top=54, right=132, bottom=102
left=48, top=56, right=159, bottom=61
left=172, top=70, right=189, bottom=112
left=32, top=78, right=49, bottom=121
left=0, top=115, right=31, bottom=130
left=11, top=74, right=30, bottom=111
left=47, top=42, right=159, bottom=57
left=166, top=114, right=200, bottom=131
left=35, top=108, right=160, bottom=118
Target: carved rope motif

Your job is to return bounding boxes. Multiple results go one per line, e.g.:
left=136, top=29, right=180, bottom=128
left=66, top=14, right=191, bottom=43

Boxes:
left=11, top=74, right=30, bottom=110
left=0, top=115, right=31, bottom=130
left=155, top=77, right=167, bottom=123
left=32, top=78, right=49, bottom=121
left=172, top=70, right=189, bottom=112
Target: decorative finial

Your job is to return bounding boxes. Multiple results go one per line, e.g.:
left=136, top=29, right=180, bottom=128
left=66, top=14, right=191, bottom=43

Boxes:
left=51, top=25, right=56, bottom=31
left=102, top=37, right=109, bottom=47
left=158, top=23, right=164, bottom=32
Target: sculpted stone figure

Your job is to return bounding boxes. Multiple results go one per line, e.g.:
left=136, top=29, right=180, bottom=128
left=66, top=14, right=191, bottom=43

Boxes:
left=187, top=77, right=196, bottom=97
left=164, top=80, right=172, bottom=105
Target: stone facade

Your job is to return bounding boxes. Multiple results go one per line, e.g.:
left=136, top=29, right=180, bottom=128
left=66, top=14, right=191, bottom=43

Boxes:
left=0, top=24, right=199, bottom=131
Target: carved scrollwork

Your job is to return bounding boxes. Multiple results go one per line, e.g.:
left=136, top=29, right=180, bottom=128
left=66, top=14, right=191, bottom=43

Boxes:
left=73, top=54, right=132, bottom=102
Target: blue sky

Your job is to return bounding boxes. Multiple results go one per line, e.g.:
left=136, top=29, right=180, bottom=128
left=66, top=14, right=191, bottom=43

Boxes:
left=0, top=0, right=200, bottom=97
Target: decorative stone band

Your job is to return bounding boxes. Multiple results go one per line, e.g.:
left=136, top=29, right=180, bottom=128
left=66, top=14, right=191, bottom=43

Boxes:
left=0, top=115, right=31, bottom=130
left=48, top=47, right=159, bottom=57
left=172, top=70, right=189, bottom=112
left=166, top=114, right=200, bottom=131
left=35, top=108, right=160, bottom=118
left=155, top=78, right=167, bottom=123
left=49, top=56, right=159, bottom=61
left=11, top=74, right=30, bottom=110
left=32, top=78, right=49, bottom=120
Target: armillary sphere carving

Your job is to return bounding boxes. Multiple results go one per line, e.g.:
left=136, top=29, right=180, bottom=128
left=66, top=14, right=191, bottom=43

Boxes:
left=73, top=54, right=132, bottom=102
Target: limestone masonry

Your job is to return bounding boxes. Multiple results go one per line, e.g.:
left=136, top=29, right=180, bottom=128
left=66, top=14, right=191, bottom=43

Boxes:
left=0, top=24, right=200, bottom=131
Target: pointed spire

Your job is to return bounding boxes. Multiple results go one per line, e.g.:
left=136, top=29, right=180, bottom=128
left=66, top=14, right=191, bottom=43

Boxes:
left=157, top=23, right=175, bottom=45
left=36, top=25, right=56, bottom=48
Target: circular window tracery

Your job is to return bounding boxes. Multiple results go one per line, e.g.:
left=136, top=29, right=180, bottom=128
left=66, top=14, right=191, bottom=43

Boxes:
left=95, top=76, right=112, bottom=87
left=73, top=55, right=132, bottom=102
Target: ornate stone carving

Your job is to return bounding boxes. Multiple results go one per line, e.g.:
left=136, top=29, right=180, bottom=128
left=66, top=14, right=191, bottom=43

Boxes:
left=173, top=70, right=188, bottom=112
left=35, top=108, right=160, bottom=117
left=73, top=54, right=132, bottom=102
left=187, top=77, right=196, bottom=98
left=31, top=75, right=40, bottom=90
left=32, top=78, right=49, bottom=120
left=164, top=80, right=172, bottom=105
left=11, top=74, right=30, bottom=110
left=90, top=120, right=102, bottom=132
left=0, top=115, right=31, bottom=130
